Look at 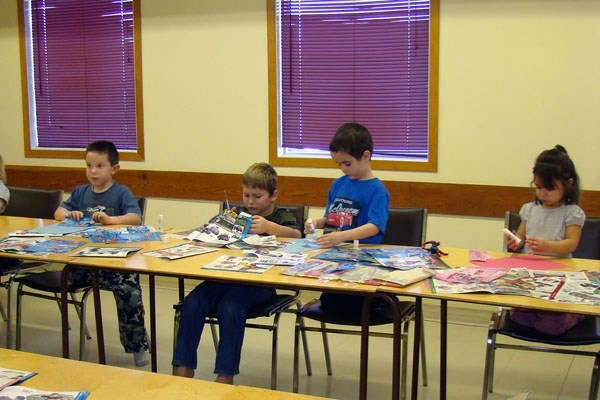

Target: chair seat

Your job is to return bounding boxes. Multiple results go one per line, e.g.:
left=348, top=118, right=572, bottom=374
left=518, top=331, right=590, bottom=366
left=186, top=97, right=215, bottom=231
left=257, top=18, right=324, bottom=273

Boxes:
left=496, top=310, right=600, bottom=346
left=0, top=258, right=22, bottom=276
left=15, top=271, right=90, bottom=293
left=299, top=299, right=416, bottom=326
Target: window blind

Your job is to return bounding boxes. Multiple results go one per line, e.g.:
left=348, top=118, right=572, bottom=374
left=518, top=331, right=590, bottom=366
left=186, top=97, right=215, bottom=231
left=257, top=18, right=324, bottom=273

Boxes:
left=27, top=0, right=138, bottom=150
left=278, top=0, right=430, bottom=159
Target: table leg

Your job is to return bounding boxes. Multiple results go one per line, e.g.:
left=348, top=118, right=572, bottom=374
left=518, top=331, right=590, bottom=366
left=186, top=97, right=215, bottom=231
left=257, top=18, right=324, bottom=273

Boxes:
left=411, top=297, right=422, bottom=400
left=91, top=270, right=106, bottom=364
left=61, top=265, right=70, bottom=359
left=149, top=275, right=157, bottom=372
left=360, top=294, right=373, bottom=400
left=440, top=299, right=447, bottom=400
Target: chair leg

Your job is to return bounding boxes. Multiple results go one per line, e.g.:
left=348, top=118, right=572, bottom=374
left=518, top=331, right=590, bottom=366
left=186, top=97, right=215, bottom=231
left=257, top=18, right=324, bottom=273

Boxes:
left=400, top=318, right=410, bottom=400
left=78, top=289, right=92, bottom=360
left=320, top=322, right=333, bottom=375
left=590, top=354, right=600, bottom=400
left=209, top=321, right=219, bottom=351
left=172, top=306, right=181, bottom=375
left=482, top=316, right=498, bottom=399
left=69, top=292, right=92, bottom=340
left=293, top=313, right=302, bottom=393
left=270, top=312, right=282, bottom=390
left=299, top=315, right=312, bottom=376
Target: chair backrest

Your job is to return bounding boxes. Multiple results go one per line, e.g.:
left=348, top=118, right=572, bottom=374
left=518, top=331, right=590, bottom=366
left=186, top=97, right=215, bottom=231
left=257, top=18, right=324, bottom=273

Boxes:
left=136, top=196, right=147, bottom=224
left=503, top=211, right=522, bottom=252
left=573, top=216, right=600, bottom=260
left=381, top=207, right=427, bottom=247
left=220, top=201, right=309, bottom=236
left=3, top=186, right=63, bottom=220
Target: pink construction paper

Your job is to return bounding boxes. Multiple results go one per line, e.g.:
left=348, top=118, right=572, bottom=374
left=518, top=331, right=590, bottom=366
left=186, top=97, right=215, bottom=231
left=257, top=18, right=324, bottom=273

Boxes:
left=471, top=254, right=566, bottom=271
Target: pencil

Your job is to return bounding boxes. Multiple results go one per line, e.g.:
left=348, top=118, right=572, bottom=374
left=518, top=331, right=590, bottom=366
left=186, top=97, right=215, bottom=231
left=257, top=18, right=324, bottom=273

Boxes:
left=549, top=278, right=566, bottom=300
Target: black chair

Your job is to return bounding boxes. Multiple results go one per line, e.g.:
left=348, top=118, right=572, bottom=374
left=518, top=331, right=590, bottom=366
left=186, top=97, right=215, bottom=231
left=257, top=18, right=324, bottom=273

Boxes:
left=293, top=207, right=429, bottom=399
left=14, top=196, right=147, bottom=359
left=483, top=212, right=600, bottom=399
left=172, top=201, right=310, bottom=389
left=503, top=211, right=521, bottom=252
left=1, top=186, right=63, bottom=347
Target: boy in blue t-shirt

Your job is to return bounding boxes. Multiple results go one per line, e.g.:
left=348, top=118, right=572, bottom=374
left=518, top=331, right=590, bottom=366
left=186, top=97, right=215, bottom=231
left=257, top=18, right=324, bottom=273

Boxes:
left=305, top=122, right=389, bottom=311
left=55, top=140, right=149, bottom=366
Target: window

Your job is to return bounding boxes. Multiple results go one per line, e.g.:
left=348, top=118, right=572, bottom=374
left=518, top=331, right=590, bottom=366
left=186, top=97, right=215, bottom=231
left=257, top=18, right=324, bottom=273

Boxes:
left=18, top=0, right=144, bottom=161
left=268, top=0, right=438, bottom=171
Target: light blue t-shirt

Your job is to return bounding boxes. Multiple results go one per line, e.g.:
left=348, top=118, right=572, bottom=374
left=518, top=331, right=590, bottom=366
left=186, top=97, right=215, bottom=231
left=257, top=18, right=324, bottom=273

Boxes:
left=323, top=175, right=389, bottom=244
left=0, top=181, right=9, bottom=214
left=519, top=201, right=585, bottom=257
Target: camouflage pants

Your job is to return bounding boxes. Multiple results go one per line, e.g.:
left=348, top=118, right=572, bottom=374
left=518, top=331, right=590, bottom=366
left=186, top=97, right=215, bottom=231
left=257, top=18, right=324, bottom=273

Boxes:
left=69, top=268, right=149, bottom=353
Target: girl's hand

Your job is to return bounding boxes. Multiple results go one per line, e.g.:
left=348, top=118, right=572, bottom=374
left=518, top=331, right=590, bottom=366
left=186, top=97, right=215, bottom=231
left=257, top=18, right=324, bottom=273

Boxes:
left=506, top=231, right=523, bottom=251
left=525, top=236, right=548, bottom=253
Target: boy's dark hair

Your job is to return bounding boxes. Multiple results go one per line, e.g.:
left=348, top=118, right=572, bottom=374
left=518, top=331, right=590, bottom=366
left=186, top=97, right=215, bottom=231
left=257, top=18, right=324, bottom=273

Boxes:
left=329, top=122, right=373, bottom=160
left=86, top=141, right=119, bottom=166
left=532, top=144, right=580, bottom=205
left=242, top=162, right=278, bottom=195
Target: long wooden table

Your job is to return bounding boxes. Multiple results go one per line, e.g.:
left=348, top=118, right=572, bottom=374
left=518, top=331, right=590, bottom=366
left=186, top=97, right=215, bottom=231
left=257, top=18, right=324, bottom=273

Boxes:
left=0, top=348, right=332, bottom=400
left=378, top=247, right=600, bottom=400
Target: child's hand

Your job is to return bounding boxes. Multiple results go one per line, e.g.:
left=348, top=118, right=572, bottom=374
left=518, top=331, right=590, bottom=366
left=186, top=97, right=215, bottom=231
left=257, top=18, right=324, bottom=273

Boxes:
left=315, top=231, right=343, bottom=248
left=66, top=210, right=84, bottom=221
left=92, top=211, right=114, bottom=225
left=506, top=231, right=523, bottom=251
left=525, top=237, right=548, bottom=253
left=304, top=219, right=316, bottom=236
left=250, top=215, right=270, bottom=235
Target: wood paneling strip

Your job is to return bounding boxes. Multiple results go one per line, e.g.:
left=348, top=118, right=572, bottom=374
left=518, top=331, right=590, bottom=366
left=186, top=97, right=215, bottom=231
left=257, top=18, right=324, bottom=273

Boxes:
left=6, top=165, right=600, bottom=218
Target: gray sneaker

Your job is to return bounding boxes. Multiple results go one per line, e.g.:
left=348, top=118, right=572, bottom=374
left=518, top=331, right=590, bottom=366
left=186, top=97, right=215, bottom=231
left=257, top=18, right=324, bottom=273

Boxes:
left=134, top=350, right=149, bottom=367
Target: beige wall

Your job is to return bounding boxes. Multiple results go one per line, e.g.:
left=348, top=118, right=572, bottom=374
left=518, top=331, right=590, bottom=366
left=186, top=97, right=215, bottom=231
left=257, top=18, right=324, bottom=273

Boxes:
left=1, top=0, right=599, bottom=250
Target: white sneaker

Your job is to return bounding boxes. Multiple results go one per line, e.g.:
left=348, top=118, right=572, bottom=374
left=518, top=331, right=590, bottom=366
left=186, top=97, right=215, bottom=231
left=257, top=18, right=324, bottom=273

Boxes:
left=133, top=350, right=149, bottom=367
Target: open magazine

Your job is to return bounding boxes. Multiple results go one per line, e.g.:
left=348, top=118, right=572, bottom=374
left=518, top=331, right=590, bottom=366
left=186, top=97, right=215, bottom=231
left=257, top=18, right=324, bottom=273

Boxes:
left=8, top=217, right=95, bottom=237
left=0, top=385, right=89, bottom=400
left=143, top=243, right=217, bottom=260
left=0, top=367, right=36, bottom=390
left=184, top=209, right=253, bottom=247
left=201, top=255, right=275, bottom=274
left=72, top=246, right=142, bottom=258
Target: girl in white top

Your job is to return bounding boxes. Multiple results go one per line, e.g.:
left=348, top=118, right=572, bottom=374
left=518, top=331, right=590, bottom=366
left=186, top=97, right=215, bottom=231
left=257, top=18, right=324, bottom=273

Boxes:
left=506, top=145, right=586, bottom=334
left=0, top=154, right=9, bottom=214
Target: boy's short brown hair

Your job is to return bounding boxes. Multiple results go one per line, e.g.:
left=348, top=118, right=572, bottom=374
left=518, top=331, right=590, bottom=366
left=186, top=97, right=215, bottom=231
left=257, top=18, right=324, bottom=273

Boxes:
left=242, top=163, right=278, bottom=195
left=86, top=140, right=119, bottom=166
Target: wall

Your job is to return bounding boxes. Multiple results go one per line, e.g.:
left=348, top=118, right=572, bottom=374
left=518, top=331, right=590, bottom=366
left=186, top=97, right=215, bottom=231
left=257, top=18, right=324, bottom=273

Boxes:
left=0, top=0, right=598, bottom=251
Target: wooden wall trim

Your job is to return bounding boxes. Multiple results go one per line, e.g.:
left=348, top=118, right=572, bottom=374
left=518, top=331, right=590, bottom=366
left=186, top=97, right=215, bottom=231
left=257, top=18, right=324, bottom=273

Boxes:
left=7, top=165, right=600, bottom=218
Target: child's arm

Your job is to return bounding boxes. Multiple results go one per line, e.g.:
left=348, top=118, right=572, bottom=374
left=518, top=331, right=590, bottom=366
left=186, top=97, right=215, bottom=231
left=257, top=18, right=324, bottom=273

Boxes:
left=94, top=211, right=142, bottom=226
left=526, top=224, right=582, bottom=255
left=250, top=215, right=301, bottom=238
left=304, top=217, right=326, bottom=236
left=316, top=222, right=379, bottom=248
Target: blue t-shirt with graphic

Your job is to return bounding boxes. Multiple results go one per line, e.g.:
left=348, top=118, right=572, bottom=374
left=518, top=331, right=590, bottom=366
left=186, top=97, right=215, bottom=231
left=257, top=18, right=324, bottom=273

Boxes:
left=61, top=182, right=140, bottom=218
left=323, top=175, right=389, bottom=244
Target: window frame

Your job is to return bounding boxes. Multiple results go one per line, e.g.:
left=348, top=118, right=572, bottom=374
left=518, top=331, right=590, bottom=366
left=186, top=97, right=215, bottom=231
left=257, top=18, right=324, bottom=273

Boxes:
left=17, top=0, right=145, bottom=161
left=267, top=0, right=439, bottom=172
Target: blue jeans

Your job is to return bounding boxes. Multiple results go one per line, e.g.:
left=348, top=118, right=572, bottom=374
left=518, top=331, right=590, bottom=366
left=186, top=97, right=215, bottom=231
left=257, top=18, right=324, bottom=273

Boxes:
left=172, top=281, right=275, bottom=376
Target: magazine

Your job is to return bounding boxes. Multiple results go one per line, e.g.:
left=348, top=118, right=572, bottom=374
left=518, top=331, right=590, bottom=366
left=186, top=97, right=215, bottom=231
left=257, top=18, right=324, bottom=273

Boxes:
left=8, top=218, right=95, bottom=237
left=226, top=235, right=289, bottom=250
left=72, top=246, right=142, bottom=258
left=0, top=237, right=45, bottom=254
left=312, top=247, right=378, bottom=265
left=242, top=250, right=306, bottom=266
left=0, top=367, right=36, bottom=390
left=0, top=385, right=89, bottom=400
left=143, top=243, right=217, bottom=260
left=363, top=248, right=449, bottom=270
left=201, top=255, right=274, bottom=274
left=185, top=209, right=253, bottom=246
left=21, top=239, right=84, bottom=255
left=87, top=226, right=162, bottom=244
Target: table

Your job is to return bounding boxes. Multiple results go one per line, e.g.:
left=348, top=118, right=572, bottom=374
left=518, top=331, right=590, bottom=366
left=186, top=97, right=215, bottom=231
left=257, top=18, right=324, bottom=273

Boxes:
left=0, top=348, right=331, bottom=400
left=377, top=247, right=600, bottom=400
left=0, top=216, right=78, bottom=348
